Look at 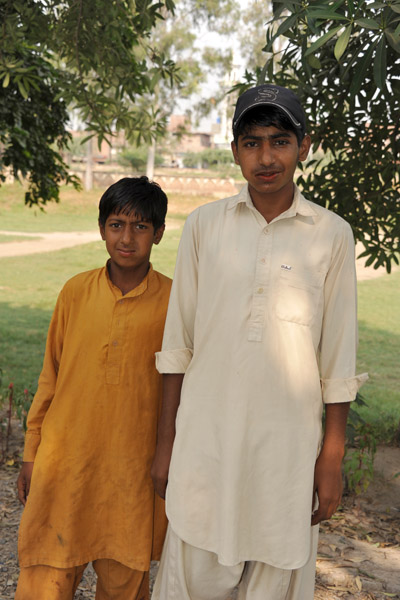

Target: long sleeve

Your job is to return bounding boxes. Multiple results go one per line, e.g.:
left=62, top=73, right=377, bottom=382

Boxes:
left=319, top=221, right=368, bottom=403
left=23, top=291, right=66, bottom=461
left=156, top=211, right=199, bottom=374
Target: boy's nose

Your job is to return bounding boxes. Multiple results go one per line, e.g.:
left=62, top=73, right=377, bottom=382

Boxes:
left=121, top=227, right=134, bottom=244
left=259, top=143, right=274, bottom=166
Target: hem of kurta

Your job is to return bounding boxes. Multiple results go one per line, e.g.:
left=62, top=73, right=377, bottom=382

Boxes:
left=18, top=551, right=151, bottom=572
left=166, top=519, right=313, bottom=571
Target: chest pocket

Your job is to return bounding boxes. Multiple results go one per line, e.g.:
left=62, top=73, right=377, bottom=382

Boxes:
left=276, top=268, right=324, bottom=326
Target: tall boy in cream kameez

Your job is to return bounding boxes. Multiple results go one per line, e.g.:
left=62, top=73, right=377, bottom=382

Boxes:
left=151, top=85, right=368, bottom=599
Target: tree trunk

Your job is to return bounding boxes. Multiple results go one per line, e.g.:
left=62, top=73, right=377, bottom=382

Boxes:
left=146, top=141, right=156, bottom=180
left=85, top=138, right=93, bottom=191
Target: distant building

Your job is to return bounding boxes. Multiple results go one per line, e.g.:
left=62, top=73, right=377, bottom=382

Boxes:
left=167, top=115, right=213, bottom=159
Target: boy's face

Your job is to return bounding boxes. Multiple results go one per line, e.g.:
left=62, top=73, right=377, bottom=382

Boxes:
left=99, top=211, right=164, bottom=274
left=231, top=125, right=310, bottom=202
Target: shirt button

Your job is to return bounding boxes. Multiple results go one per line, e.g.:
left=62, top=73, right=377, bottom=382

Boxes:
left=257, top=287, right=264, bottom=294
left=119, top=299, right=124, bottom=304
left=264, top=229, right=270, bottom=235
left=112, top=340, right=118, bottom=346
left=260, top=258, right=266, bottom=264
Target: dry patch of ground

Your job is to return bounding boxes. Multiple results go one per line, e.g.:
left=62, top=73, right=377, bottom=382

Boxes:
left=1, top=420, right=399, bottom=599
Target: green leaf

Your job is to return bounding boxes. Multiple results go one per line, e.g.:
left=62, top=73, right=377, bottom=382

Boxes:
left=355, top=18, right=380, bottom=30
left=385, top=30, right=400, bottom=53
left=2, top=72, right=10, bottom=87
left=349, top=42, right=376, bottom=97
left=17, top=80, right=28, bottom=99
left=373, top=36, right=387, bottom=90
left=306, top=10, right=347, bottom=21
left=390, top=4, right=400, bottom=14
left=307, top=54, right=322, bottom=68
left=274, top=14, right=300, bottom=38
left=334, top=25, right=352, bottom=61
left=305, top=26, right=343, bottom=56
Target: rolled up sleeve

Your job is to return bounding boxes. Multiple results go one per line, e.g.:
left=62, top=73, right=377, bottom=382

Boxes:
left=319, top=221, right=368, bottom=404
left=156, top=211, right=199, bottom=374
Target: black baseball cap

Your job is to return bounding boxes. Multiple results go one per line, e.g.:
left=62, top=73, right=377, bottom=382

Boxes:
left=232, top=84, right=306, bottom=137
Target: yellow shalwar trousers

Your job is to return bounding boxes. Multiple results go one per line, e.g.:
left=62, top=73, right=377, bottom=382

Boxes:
left=15, top=559, right=149, bottom=600
left=152, top=525, right=319, bottom=600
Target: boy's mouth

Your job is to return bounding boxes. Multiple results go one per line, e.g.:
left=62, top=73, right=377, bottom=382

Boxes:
left=117, top=248, right=135, bottom=257
left=255, top=170, right=281, bottom=182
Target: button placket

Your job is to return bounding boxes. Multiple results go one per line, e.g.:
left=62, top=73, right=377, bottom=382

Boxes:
left=106, top=298, right=127, bottom=384
left=248, top=227, right=272, bottom=342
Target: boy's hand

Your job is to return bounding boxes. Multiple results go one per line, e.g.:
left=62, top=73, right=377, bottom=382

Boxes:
left=311, top=401, right=349, bottom=525
left=151, top=443, right=173, bottom=499
left=17, top=461, right=34, bottom=506
left=311, top=448, right=343, bottom=525
left=151, top=373, right=184, bottom=499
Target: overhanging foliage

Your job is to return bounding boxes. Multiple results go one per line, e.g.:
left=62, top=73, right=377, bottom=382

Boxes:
left=0, top=0, right=179, bottom=206
left=238, top=0, right=400, bottom=272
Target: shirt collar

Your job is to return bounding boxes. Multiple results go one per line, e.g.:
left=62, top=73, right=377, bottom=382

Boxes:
left=104, top=262, right=153, bottom=299
left=227, top=183, right=318, bottom=218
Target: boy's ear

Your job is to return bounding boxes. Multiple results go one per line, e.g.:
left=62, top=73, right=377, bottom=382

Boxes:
left=153, top=224, right=165, bottom=245
left=231, top=140, right=240, bottom=165
left=99, top=221, right=106, bottom=240
left=298, top=134, right=311, bottom=162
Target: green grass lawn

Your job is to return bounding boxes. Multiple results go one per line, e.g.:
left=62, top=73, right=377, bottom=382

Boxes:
left=0, top=183, right=399, bottom=442
left=356, top=274, right=400, bottom=441
left=0, top=233, right=42, bottom=243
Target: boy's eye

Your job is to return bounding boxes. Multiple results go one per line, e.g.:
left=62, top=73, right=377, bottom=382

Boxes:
left=274, top=139, right=289, bottom=146
left=243, top=141, right=258, bottom=148
left=110, top=222, right=122, bottom=228
left=135, top=223, right=149, bottom=230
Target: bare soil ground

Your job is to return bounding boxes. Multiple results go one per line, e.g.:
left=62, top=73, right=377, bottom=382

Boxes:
left=1, top=421, right=399, bottom=600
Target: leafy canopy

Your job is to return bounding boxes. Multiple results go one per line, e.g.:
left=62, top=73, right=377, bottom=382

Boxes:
left=0, top=0, right=179, bottom=207
left=237, top=0, right=400, bottom=272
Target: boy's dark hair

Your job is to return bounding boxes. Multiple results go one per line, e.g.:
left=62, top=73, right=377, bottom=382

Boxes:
left=98, top=176, right=168, bottom=230
left=233, top=106, right=305, bottom=146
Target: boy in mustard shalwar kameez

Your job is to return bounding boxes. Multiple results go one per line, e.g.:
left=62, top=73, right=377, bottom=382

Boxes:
left=16, top=176, right=171, bottom=600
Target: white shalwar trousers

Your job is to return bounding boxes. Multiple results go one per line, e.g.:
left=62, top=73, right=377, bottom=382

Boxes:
left=152, top=525, right=319, bottom=600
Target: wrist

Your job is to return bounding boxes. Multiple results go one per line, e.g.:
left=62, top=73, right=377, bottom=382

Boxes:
left=320, top=441, right=346, bottom=463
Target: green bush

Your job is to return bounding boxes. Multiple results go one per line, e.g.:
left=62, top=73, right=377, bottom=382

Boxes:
left=182, top=152, right=201, bottom=168
left=200, top=148, right=233, bottom=167
left=183, top=149, right=233, bottom=169
left=117, top=147, right=164, bottom=170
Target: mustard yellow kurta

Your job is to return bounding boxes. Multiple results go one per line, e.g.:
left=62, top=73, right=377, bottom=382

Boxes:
left=18, top=264, right=171, bottom=570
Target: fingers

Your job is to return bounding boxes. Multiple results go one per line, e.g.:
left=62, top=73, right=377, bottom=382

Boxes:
left=17, top=475, right=27, bottom=506
left=155, top=481, right=167, bottom=500
left=16, top=462, right=34, bottom=507
left=311, top=493, right=341, bottom=525
left=151, top=471, right=168, bottom=499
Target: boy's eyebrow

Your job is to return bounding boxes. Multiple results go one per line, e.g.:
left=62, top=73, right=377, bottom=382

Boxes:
left=241, top=132, right=292, bottom=141
left=108, top=215, right=150, bottom=223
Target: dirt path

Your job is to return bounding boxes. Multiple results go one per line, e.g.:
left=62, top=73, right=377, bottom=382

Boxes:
left=0, top=231, right=397, bottom=282
left=0, top=230, right=102, bottom=257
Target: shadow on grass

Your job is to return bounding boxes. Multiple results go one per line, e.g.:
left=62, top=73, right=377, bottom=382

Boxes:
left=0, top=302, right=399, bottom=443
left=0, top=303, right=52, bottom=394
